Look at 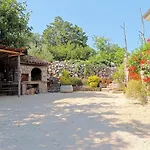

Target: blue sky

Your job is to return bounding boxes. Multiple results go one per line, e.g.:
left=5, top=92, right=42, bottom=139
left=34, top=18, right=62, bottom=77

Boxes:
left=25, top=0, right=150, bottom=51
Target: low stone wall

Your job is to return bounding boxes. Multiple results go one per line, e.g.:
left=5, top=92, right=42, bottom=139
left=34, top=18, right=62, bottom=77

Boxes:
left=48, top=61, right=116, bottom=78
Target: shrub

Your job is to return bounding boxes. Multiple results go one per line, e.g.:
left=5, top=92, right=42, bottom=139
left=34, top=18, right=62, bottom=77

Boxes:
left=112, top=64, right=125, bottom=83
left=89, top=82, right=98, bottom=88
left=61, top=69, right=70, bottom=78
left=82, top=79, right=89, bottom=86
left=126, top=80, right=147, bottom=105
left=60, top=69, right=72, bottom=85
left=71, top=77, right=83, bottom=86
left=88, top=75, right=100, bottom=88
left=88, top=75, right=100, bottom=83
left=60, top=77, right=72, bottom=85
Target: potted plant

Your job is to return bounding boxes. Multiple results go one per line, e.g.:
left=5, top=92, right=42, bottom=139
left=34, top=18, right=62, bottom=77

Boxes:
left=60, top=70, right=73, bottom=93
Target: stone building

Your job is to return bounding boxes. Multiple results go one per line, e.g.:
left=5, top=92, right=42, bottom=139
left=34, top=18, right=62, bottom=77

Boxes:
left=0, top=45, right=48, bottom=96
left=20, top=55, right=48, bottom=95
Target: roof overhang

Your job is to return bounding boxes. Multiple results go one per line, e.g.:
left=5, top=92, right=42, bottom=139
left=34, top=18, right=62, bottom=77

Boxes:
left=0, top=45, right=25, bottom=60
left=143, top=9, right=150, bottom=21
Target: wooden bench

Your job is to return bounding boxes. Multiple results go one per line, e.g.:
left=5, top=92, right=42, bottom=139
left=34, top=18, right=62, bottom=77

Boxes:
left=0, top=83, right=18, bottom=95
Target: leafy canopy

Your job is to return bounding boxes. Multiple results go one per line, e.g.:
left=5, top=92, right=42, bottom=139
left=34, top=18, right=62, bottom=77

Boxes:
left=43, top=16, right=88, bottom=47
left=0, top=0, right=32, bottom=47
left=93, top=36, right=125, bottom=66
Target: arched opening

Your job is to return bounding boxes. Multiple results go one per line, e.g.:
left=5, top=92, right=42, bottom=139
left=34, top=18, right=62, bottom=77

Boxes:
left=31, top=68, right=42, bottom=81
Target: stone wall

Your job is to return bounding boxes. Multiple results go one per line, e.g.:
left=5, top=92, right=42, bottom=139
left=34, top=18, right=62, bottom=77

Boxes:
left=48, top=61, right=116, bottom=78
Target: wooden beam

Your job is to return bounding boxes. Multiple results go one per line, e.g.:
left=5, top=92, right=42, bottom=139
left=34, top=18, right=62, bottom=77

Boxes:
left=0, top=49, right=23, bottom=55
left=18, top=54, right=21, bottom=97
left=143, top=9, right=150, bottom=21
left=8, top=53, right=24, bottom=57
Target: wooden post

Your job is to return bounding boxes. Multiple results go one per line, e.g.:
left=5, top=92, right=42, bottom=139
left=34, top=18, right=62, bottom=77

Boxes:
left=18, top=54, right=21, bottom=97
left=121, top=23, right=128, bottom=84
left=140, top=8, right=146, bottom=44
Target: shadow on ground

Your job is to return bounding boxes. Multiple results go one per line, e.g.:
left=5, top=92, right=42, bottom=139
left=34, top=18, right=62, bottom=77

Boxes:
left=0, top=92, right=149, bottom=150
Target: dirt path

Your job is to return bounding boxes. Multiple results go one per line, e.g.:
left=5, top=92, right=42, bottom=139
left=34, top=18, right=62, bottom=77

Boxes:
left=0, top=92, right=150, bottom=150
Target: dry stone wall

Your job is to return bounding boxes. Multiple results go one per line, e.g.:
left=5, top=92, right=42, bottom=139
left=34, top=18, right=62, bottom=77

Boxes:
left=48, top=61, right=116, bottom=78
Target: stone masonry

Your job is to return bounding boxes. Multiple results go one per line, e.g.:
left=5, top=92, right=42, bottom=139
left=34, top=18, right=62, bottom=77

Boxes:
left=20, top=64, right=47, bottom=94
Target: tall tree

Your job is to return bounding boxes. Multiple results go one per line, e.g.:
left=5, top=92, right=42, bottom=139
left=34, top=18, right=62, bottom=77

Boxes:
left=43, top=16, right=88, bottom=47
left=93, top=36, right=125, bottom=66
left=28, top=33, right=54, bottom=62
left=47, top=42, right=95, bottom=61
left=0, top=0, right=31, bottom=47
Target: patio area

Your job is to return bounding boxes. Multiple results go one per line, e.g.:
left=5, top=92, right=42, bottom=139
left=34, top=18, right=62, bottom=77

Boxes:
left=0, top=92, right=150, bottom=150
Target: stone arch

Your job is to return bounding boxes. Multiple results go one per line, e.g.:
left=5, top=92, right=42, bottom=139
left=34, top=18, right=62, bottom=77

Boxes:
left=31, top=68, right=42, bottom=81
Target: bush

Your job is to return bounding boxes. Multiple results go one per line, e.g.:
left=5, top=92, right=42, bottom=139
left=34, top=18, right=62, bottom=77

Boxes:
left=61, top=69, right=70, bottom=78
left=88, top=75, right=100, bottom=83
left=82, top=79, right=89, bottom=86
left=112, top=64, right=124, bottom=83
left=60, top=77, right=72, bottom=85
left=60, top=69, right=72, bottom=85
left=71, top=77, right=83, bottom=86
left=126, top=80, right=147, bottom=105
left=89, top=82, right=98, bottom=88
left=88, top=75, right=100, bottom=88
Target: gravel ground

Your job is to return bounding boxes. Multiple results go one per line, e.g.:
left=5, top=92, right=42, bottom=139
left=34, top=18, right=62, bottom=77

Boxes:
left=0, top=92, right=150, bottom=150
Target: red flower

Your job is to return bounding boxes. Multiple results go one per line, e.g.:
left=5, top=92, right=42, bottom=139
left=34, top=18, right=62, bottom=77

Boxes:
left=140, top=59, right=147, bottom=66
left=128, top=66, right=137, bottom=72
left=143, top=76, right=150, bottom=83
left=128, top=72, right=141, bottom=80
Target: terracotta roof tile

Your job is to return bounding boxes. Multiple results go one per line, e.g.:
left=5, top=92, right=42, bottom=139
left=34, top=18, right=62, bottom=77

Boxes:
left=21, top=55, right=49, bottom=66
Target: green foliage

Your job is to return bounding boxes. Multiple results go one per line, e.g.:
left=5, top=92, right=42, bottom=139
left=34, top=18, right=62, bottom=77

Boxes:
left=27, top=33, right=54, bottom=62
left=93, top=36, right=125, bottom=66
left=88, top=75, right=100, bottom=83
left=112, top=64, right=125, bottom=83
left=89, top=82, right=98, bottom=88
left=82, top=79, right=89, bottom=86
left=47, top=42, right=95, bottom=61
left=61, top=69, right=70, bottom=78
left=88, top=75, right=100, bottom=88
left=70, top=77, right=83, bottom=86
left=82, top=60, right=104, bottom=77
left=126, top=80, right=147, bottom=105
left=28, top=17, right=95, bottom=61
left=60, top=77, right=72, bottom=85
left=60, top=70, right=82, bottom=86
left=28, top=43, right=54, bottom=62
left=43, top=16, right=88, bottom=47
left=0, top=0, right=31, bottom=47
left=60, top=70, right=72, bottom=85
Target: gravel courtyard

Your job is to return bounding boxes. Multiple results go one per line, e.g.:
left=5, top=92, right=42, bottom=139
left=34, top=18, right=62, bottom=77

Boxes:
left=0, top=92, right=150, bottom=150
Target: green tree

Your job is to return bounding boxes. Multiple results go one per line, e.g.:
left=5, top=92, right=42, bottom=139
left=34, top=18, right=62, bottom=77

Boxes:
left=42, top=16, right=88, bottom=47
left=93, top=36, right=125, bottom=66
left=47, top=42, right=95, bottom=61
left=0, top=0, right=31, bottom=47
left=28, top=33, right=54, bottom=62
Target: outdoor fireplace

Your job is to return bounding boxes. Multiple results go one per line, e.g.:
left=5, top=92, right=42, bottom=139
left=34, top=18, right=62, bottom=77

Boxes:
left=20, top=55, right=48, bottom=95
left=31, top=68, right=42, bottom=81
